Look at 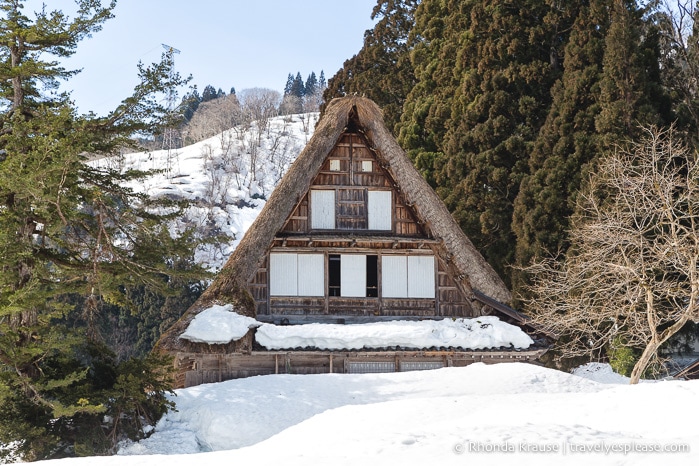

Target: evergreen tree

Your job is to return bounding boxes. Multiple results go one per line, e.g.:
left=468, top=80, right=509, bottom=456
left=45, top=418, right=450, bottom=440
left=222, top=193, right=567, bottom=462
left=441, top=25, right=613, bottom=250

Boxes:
left=290, top=72, right=305, bottom=98
left=659, top=1, right=699, bottom=143
left=318, top=70, right=327, bottom=89
left=0, top=1, right=205, bottom=459
left=305, top=71, right=318, bottom=97
left=179, top=88, right=202, bottom=123
left=283, top=73, right=294, bottom=95
left=324, top=0, right=418, bottom=133
left=397, top=0, right=468, bottom=186
left=201, top=84, right=218, bottom=102
left=594, top=0, right=666, bottom=146
left=512, top=0, right=670, bottom=297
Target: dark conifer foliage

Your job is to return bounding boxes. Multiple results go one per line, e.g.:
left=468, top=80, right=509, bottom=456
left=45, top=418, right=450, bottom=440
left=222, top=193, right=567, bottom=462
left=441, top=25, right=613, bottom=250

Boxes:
left=512, top=0, right=609, bottom=291
left=390, top=0, right=676, bottom=288
left=512, top=0, right=670, bottom=294
left=305, top=71, right=318, bottom=96
left=594, top=0, right=667, bottom=147
left=180, top=88, right=202, bottom=123
left=395, top=0, right=564, bottom=282
left=659, top=1, right=699, bottom=143
left=397, top=0, right=470, bottom=186
left=201, top=84, right=220, bottom=102
left=290, top=72, right=306, bottom=98
left=284, top=73, right=294, bottom=95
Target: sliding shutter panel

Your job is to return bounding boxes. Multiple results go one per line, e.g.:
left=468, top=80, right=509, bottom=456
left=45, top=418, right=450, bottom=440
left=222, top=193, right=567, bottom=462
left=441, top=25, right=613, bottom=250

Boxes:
left=297, top=254, right=325, bottom=296
left=341, top=254, right=366, bottom=297
left=408, top=256, right=435, bottom=298
left=382, top=255, right=408, bottom=298
left=270, top=253, right=297, bottom=296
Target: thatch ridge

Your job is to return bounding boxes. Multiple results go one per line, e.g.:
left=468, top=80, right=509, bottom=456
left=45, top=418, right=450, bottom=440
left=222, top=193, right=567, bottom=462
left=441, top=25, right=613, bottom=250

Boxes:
left=157, top=96, right=511, bottom=353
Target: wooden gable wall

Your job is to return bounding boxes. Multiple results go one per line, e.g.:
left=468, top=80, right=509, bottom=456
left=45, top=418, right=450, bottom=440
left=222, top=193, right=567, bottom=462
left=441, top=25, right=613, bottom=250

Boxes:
left=248, top=130, right=478, bottom=322
left=280, top=132, right=424, bottom=237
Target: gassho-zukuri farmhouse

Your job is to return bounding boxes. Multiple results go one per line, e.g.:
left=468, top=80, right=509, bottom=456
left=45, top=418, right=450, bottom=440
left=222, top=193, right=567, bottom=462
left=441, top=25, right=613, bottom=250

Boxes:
left=156, top=96, right=552, bottom=388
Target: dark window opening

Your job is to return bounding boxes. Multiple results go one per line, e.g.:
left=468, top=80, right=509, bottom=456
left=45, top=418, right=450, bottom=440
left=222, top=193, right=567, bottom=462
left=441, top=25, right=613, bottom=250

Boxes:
left=366, top=255, right=378, bottom=297
left=329, top=254, right=341, bottom=296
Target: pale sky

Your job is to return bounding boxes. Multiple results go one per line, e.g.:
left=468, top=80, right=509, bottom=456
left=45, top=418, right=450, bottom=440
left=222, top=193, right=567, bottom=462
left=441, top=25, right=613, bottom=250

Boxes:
left=23, top=0, right=378, bottom=116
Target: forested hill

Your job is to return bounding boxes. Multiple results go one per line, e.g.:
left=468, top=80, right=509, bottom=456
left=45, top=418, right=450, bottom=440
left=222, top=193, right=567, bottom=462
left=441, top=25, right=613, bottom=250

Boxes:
left=325, top=0, right=699, bottom=297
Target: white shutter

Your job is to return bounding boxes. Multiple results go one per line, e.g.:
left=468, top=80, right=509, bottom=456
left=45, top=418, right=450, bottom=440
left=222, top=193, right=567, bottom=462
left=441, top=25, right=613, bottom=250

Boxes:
left=408, top=256, right=435, bottom=298
left=311, top=190, right=335, bottom=229
left=368, top=190, right=392, bottom=230
left=270, top=253, right=297, bottom=296
left=297, top=254, right=325, bottom=296
left=382, top=255, right=407, bottom=298
left=341, top=254, right=366, bottom=297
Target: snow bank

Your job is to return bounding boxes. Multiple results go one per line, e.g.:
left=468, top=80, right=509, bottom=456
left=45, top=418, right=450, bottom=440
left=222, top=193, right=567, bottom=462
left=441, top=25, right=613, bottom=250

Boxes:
left=255, top=315, right=533, bottom=350
left=179, top=304, right=260, bottom=344
left=572, top=362, right=634, bottom=384
left=112, top=363, right=699, bottom=466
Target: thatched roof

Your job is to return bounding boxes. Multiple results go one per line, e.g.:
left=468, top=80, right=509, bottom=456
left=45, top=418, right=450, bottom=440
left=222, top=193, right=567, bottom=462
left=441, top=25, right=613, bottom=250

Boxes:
left=157, top=96, right=511, bottom=353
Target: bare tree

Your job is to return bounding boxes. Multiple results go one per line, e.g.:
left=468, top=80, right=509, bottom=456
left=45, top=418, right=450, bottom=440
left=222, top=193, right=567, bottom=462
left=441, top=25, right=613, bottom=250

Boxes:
left=183, top=94, right=241, bottom=144
left=303, top=88, right=324, bottom=113
left=279, top=94, right=303, bottom=115
left=522, top=126, right=699, bottom=384
left=238, top=88, right=281, bottom=143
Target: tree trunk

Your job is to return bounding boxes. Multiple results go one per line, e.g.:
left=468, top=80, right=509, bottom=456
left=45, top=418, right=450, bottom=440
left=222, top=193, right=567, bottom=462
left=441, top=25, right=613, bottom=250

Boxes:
left=629, top=339, right=659, bottom=384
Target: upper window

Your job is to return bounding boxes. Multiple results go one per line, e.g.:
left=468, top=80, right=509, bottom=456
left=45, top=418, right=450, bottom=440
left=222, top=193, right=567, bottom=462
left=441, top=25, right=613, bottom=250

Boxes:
left=310, top=189, right=391, bottom=231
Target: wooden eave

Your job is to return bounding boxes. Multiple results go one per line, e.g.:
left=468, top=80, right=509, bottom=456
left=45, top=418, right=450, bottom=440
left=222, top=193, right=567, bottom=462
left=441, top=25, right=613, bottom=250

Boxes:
left=673, top=357, right=699, bottom=379
left=271, top=235, right=441, bottom=248
left=472, top=290, right=558, bottom=339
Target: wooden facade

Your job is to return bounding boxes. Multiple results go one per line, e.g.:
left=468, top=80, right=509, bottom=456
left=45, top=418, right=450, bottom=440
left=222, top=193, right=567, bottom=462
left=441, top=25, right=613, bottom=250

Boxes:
left=248, top=131, right=478, bottom=322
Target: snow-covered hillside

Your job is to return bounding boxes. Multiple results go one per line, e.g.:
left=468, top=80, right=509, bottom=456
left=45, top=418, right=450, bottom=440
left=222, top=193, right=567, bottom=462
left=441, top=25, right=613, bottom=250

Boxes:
left=92, top=112, right=318, bottom=273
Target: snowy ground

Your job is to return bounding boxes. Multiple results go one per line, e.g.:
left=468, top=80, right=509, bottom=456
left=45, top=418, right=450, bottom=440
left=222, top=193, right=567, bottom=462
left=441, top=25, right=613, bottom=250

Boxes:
left=31, top=362, right=696, bottom=466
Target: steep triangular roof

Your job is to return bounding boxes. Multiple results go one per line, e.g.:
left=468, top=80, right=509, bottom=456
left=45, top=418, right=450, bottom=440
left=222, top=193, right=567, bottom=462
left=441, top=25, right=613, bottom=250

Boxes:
left=158, top=96, right=511, bottom=352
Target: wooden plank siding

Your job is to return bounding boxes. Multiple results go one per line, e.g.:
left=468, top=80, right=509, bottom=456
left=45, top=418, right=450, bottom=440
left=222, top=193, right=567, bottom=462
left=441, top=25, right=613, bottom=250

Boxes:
left=250, top=130, right=475, bottom=323
left=174, top=348, right=549, bottom=388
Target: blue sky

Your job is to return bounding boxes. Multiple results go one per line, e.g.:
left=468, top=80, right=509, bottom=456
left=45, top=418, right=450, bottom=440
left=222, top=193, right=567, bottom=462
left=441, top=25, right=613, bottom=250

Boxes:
left=24, top=1, right=378, bottom=116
